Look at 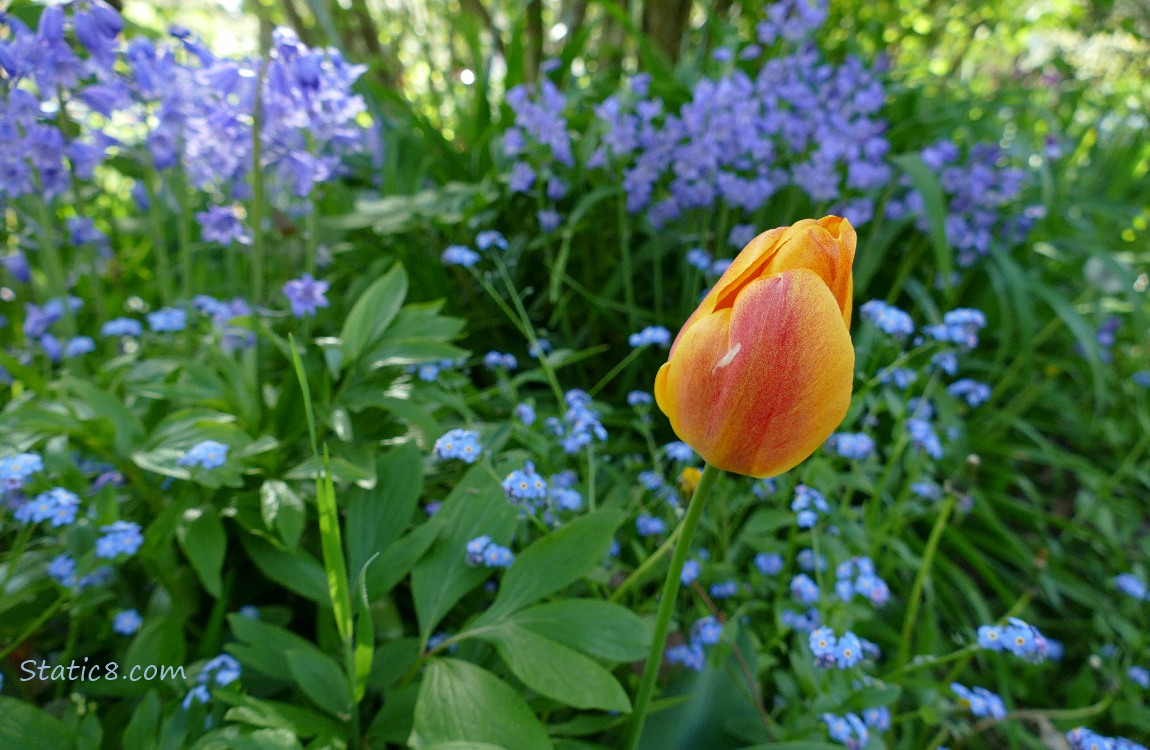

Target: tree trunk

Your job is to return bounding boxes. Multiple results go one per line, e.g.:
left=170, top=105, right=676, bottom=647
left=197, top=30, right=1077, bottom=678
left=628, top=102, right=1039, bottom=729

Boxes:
left=642, top=0, right=692, bottom=63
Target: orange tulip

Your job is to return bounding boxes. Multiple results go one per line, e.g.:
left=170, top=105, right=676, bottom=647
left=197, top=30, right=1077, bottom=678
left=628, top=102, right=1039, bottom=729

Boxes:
left=654, top=216, right=856, bottom=478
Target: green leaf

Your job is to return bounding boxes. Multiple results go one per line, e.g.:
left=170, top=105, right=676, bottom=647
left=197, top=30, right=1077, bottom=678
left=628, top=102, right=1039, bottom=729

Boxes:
left=508, top=600, right=650, bottom=662
left=0, top=697, right=76, bottom=750
left=890, top=153, right=953, bottom=290
left=411, top=464, right=518, bottom=643
left=228, top=615, right=326, bottom=682
left=346, top=442, right=424, bottom=576
left=478, top=624, right=631, bottom=712
left=422, top=743, right=510, bottom=750
left=409, top=658, right=550, bottom=750
left=122, top=691, right=162, bottom=750
left=341, top=263, right=409, bottom=365
left=285, top=647, right=353, bottom=720
left=259, top=480, right=305, bottom=549
left=367, top=520, right=441, bottom=599
left=190, top=727, right=304, bottom=750
left=477, top=508, right=624, bottom=624
left=221, top=695, right=344, bottom=739
left=315, top=449, right=353, bottom=643
left=241, top=535, right=328, bottom=603
left=178, top=508, right=226, bottom=598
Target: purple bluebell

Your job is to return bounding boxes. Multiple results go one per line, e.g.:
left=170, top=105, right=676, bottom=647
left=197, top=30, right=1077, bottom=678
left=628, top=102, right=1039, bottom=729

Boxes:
left=178, top=440, right=229, bottom=470
left=434, top=429, right=482, bottom=463
left=282, top=274, right=330, bottom=318
left=197, top=206, right=251, bottom=246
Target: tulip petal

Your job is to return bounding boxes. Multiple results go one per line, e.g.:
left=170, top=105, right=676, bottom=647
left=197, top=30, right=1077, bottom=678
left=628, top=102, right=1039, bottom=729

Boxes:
left=657, top=268, right=854, bottom=478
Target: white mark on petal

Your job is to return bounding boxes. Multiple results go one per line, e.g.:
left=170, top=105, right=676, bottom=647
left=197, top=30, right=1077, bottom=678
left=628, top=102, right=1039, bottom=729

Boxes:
left=713, top=342, right=742, bottom=373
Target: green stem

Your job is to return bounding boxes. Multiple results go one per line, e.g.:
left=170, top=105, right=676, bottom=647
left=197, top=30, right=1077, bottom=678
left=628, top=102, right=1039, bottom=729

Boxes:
left=491, top=255, right=566, bottom=407
left=145, top=169, right=174, bottom=304
left=586, top=444, right=597, bottom=512
left=0, top=594, right=66, bottom=662
left=623, top=463, right=721, bottom=750
left=896, top=492, right=956, bottom=667
left=249, top=58, right=270, bottom=305
left=172, top=167, right=196, bottom=301
left=609, top=521, right=685, bottom=603
left=33, top=199, right=73, bottom=337
left=617, top=195, right=636, bottom=328
left=588, top=346, right=643, bottom=398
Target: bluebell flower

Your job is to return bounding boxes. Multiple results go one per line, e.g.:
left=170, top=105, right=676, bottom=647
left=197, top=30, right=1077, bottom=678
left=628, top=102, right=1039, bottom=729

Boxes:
left=790, top=573, right=819, bottom=604
left=931, top=351, right=959, bottom=375
left=102, top=317, right=143, bottom=337
left=664, top=441, right=695, bottom=462
left=64, top=337, right=96, bottom=358
left=113, top=609, right=143, bottom=636
left=821, top=712, right=868, bottom=749
left=636, top=514, right=665, bottom=537
left=197, top=206, right=251, bottom=246
left=508, top=161, right=535, bottom=193
left=685, top=248, right=712, bottom=271
left=475, top=231, right=508, bottom=251
left=483, top=351, right=518, bottom=370
left=709, top=258, right=732, bottom=276
left=665, top=642, right=705, bottom=671
left=2, top=253, right=31, bottom=283
left=752, top=478, right=776, bottom=498
left=1132, top=371, right=1150, bottom=388
left=906, top=419, right=943, bottom=459
left=727, top=223, right=758, bottom=249
left=1067, top=727, right=1149, bottom=750
left=282, top=274, right=330, bottom=318
left=627, top=390, right=653, bottom=407
left=628, top=326, right=672, bottom=348
left=1127, top=666, right=1149, bottom=689
left=826, top=432, right=875, bottom=460
left=638, top=471, right=664, bottom=490
left=23, top=303, right=61, bottom=338
left=465, top=536, right=492, bottom=566
left=1116, top=573, right=1149, bottom=601
left=537, top=209, right=562, bottom=233
left=95, top=521, right=144, bottom=558
left=433, top=428, right=482, bottom=463
left=502, top=462, right=548, bottom=504
left=797, top=548, right=827, bottom=572
left=545, top=389, right=608, bottom=453
left=948, top=378, right=991, bottom=407
left=710, top=580, right=739, bottom=598
left=47, top=554, right=78, bottom=587
left=681, top=558, right=701, bottom=585
left=880, top=366, right=918, bottom=389
left=147, top=307, right=187, bottom=333
left=754, top=552, right=783, bottom=575
left=40, top=334, right=63, bottom=362
left=0, top=452, right=44, bottom=492
left=178, top=440, right=229, bottom=470
left=951, top=683, right=1006, bottom=719
left=515, top=403, right=536, bottom=426
left=482, top=544, right=515, bottom=568
left=863, top=706, right=891, bottom=730
left=442, top=244, right=480, bottom=267
left=781, top=608, right=821, bottom=634
left=860, top=300, right=914, bottom=337
left=691, top=616, right=723, bottom=646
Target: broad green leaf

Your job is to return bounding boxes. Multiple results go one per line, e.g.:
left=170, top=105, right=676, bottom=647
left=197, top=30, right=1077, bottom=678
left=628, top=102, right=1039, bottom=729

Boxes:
left=122, top=691, right=162, bottom=750
left=189, top=727, right=304, bottom=750
left=367, top=520, right=441, bottom=599
left=178, top=508, right=226, bottom=598
left=409, top=658, right=550, bottom=750
left=478, top=624, right=631, bottom=712
left=347, top=442, right=424, bottom=576
left=890, top=153, right=953, bottom=291
left=285, top=647, right=353, bottom=720
left=508, top=599, right=650, bottom=662
left=341, top=263, right=409, bottom=364
left=0, top=697, right=76, bottom=750
left=411, top=464, right=518, bottom=643
left=477, top=508, right=624, bottom=624
left=259, top=480, right=305, bottom=549
left=241, top=535, right=328, bottom=603
left=221, top=695, right=344, bottom=739
left=228, top=615, right=326, bottom=682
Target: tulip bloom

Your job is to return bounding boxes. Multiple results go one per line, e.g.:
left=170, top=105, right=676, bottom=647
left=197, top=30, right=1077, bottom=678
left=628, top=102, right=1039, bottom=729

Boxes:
left=654, top=216, right=855, bottom=478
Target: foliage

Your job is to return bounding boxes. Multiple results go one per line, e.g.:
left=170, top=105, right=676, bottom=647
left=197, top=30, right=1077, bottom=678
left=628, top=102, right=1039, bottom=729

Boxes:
left=1, top=1, right=1148, bottom=749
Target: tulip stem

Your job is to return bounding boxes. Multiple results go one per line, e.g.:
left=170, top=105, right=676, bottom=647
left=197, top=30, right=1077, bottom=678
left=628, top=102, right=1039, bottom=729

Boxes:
left=623, top=462, right=721, bottom=750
